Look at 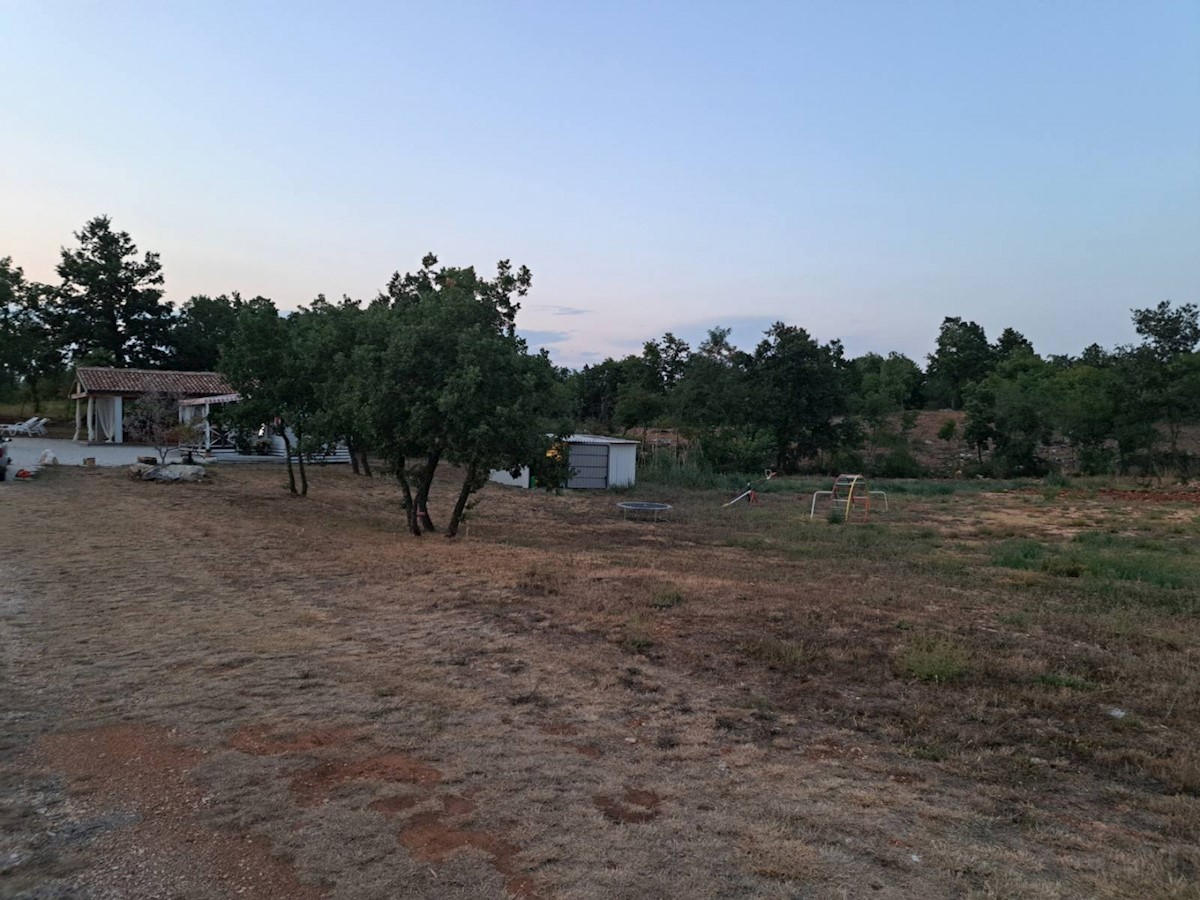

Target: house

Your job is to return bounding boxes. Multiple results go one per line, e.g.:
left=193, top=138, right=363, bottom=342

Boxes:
left=70, top=367, right=233, bottom=444
left=489, top=434, right=639, bottom=490
left=69, top=366, right=348, bottom=463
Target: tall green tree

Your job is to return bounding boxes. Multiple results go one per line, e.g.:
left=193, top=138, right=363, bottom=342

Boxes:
left=963, top=351, right=1054, bottom=475
left=1, top=257, right=61, bottom=409
left=170, top=293, right=247, bottom=370
left=357, top=254, right=538, bottom=536
left=925, top=317, right=994, bottom=409
left=53, top=216, right=173, bottom=366
left=219, top=298, right=317, bottom=495
left=749, top=323, right=849, bottom=472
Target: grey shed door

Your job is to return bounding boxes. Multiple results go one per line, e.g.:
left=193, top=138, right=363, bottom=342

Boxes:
left=567, top=444, right=609, bottom=489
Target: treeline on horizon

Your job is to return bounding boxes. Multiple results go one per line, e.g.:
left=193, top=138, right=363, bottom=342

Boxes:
left=4, top=216, right=1200, bottom=495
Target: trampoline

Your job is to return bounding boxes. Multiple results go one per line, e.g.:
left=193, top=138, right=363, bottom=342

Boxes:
left=617, top=501, right=673, bottom=522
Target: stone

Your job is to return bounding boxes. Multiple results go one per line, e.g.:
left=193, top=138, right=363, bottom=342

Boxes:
left=133, top=464, right=207, bottom=483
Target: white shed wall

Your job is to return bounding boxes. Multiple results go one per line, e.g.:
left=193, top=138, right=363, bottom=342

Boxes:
left=607, top=443, right=637, bottom=487
left=489, top=466, right=531, bottom=488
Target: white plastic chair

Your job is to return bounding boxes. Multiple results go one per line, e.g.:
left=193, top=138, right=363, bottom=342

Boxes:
left=1, top=417, right=39, bottom=436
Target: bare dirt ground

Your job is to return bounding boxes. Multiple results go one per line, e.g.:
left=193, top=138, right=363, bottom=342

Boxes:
left=2, top=466, right=1198, bottom=899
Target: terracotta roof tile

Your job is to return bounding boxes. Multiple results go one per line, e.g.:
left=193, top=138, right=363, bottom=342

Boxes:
left=75, top=367, right=233, bottom=397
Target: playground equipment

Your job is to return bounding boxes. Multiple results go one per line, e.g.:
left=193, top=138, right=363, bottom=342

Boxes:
left=722, top=470, right=777, bottom=508
left=617, top=501, right=673, bottom=522
left=809, top=474, right=888, bottom=522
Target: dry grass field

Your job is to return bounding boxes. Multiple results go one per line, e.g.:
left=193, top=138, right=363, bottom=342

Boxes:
left=2, top=464, right=1199, bottom=899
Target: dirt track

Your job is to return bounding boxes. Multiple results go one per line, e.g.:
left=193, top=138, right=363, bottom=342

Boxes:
left=2, top=466, right=1197, bottom=898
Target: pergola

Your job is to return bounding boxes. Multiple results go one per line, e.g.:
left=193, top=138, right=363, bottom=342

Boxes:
left=70, top=367, right=234, bottom=444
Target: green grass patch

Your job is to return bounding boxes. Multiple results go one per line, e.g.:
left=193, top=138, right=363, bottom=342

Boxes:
left=738, top=637, right=807, bottom=671
left=991, top=534, right=1198, bottom=596
left=649, top=586, right=684, bottom=609
left=1030, top=673, right=1097, bottom=691
left=898, top=636, right=971, bottom=683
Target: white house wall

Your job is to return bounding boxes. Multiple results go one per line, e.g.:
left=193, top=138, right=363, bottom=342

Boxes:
left=489, top=466, right=531, bottom=488
left=607, top=444, right=637, bottom=487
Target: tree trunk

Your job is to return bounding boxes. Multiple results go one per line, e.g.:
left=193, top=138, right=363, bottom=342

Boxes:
left=348, top=439, right=360, bottom=475
left=448, top=464, right=479, bottom=538
left=359, top=449, right=372, bottom=477
left=280, top=428, right=298, bottom=495
left=296, top=442, right=309, bottom=496
left=396, top=466, right=418, bottom=535
left=413, top=450, right=441, bottom=534
left=28, top=375, right=41, bottom=413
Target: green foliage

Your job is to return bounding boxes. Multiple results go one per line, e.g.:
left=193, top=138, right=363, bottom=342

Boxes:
left=1030, top=673, right=1097, bottom=691
left=170, top=293, right=248, bottom=370
left=963, top=352, right=1055, bottom=476
left=925, top=317, right=994, bottom=409
left=219, top=297, right=314, bottom=495
left=0, top=257, right=62, bottom=410
left=649, top=586, right=684, bottom=609
left=992, top=534, right=1198, bottom=595
left=936, top=419, right=957, bottom=441
left=53, top=216, right=172, bottom=367
left=898, top=636, right=971, bottom=683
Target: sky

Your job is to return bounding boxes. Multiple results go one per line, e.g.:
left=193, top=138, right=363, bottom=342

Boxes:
left=1, top=1, right=1197, bottom=368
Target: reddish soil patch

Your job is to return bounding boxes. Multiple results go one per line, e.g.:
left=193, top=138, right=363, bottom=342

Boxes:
left=593, top=787, right=663, bottom=824
left=229, top=723, right=363, bottom=756
left=537, top=722, right=579, bottom=736
left=368, top=794, right=423, bottom=816
left=571, top=743, right=603, bottom=759
left=37, top=724, right=324, bottom=899
left=292, top=753, right=443, bottom=806
left=399, top=811, right=537, bottom=897
left=1100, top=488, right=1200, bottom=505
left=440, top=793, right=478, bottom=816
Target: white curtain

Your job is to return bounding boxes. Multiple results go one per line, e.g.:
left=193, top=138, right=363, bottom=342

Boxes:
left=94, top=397, right=118, bottom=442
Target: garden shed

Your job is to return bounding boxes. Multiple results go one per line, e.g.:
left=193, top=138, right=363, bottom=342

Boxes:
left=489, top=434, right=639, bottom=490
left=70, top=366, right=233, bottom=444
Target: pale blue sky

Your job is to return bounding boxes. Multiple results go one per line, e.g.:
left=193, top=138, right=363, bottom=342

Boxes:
left=2, top=1, right=1197, bottom=366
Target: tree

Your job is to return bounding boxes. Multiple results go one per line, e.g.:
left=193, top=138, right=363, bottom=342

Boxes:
left=1052, top=364, right=1120, bottom=473
left=569, top=358, right=626, bottom=430
left=439, top=333, right=565, bottom=536
left=993, top=327, right=1034, bottom=361
left=357, top=254, right=539, bottom=536
left=219, top=298, right=317, bottom=495
left=294, top=295, right=374, bottom=475
left=53, top=216, right=173, bottom=366
left=852, top=352, right=925, bottom=474
left=925, top=317, right=994, bottom=409
left=963, top=351, right=1054, bottom=475
left=1122, top=301, right=1200, bottom=468
left=170, top=294, right=247, bottom=370
left=1, top=258, right=61, bottom=410
left=749, top=323, right=849, bottom=472
left=1131, top=301, right=1200, bottom=361
left=123, top=391, right=201, bottom=463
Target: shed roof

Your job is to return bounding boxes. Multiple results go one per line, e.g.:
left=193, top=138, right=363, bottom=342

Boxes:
left=565, top=433, right=640, bottom=445
left=73, top=367, right=234, bottom=398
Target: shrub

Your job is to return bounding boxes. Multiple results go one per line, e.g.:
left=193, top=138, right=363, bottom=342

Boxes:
left=649, top=586, right=684, bottom=609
